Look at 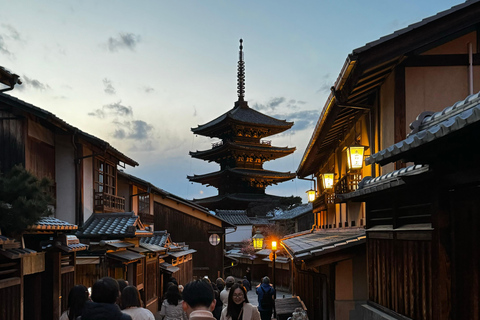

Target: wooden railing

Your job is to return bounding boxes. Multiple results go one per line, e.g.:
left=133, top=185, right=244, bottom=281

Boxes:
left=313, top=192, right=335, bottom=210
left=335, top=173, right=362, bottom=194
left=94, top=192, right=125, bottom=212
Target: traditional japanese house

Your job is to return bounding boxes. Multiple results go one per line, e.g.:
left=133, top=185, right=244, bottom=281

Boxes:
left=340, top=92, right=480, bottom=319
left=215, top=210, right=252, bottom=250
left=23, top=217, right=87, bottom=320
left=270, top=203, right=313, bottom=235
left=0, top=236, right=39, bottom=320
left=117, top=171, right=233, bottom=281
left=189, top=40, right=296, bottom=211
left=75, top=212, right=152, bottom=293
left=0, top=92, right=138, bottom=227
left=292, top=1, right=480, bottom=319
left=140, top=231, right=196, bottom=307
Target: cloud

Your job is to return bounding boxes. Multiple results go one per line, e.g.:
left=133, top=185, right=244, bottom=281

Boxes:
left=317, top=83, right=331, bottom=94
left=142, top=86, right=154, bottom=93
left=252, top=97, right=286, bottom=111
left=113, top=120, right=153, bottom=141
left=88, top=101, right=133, bottom=119
left=193, top=106, right=197, bottom=117
left=0, top=35, right=12, bottom=56
left=103, top=78, right=116, bottom=95
left=272, top=110, right=320, bottom=132
left=107, top=33, right=141, bottom=52
left=16, top=75, right=50, bottom=91
left=1, top=24, right=21, bottom=41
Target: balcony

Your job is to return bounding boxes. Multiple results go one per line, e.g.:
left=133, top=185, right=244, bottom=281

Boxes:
left=313, top=192, right=336, bottom=211
left=94, top=192, right=125, bottom=212
left=335, top=173, right=362, bottom=194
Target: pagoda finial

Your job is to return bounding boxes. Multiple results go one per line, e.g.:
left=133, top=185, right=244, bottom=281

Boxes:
left=237, top=39, right=245, bottom=102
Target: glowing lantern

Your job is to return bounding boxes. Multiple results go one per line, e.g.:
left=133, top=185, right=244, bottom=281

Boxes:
left=252, top=230, right=264, bottom=250
left=345, top=145, right=365, bottom=170
left=321, top=173, right=334, bottom=190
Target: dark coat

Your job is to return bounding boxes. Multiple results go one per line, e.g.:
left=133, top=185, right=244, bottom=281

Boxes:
left=256, top=283, right=275, bottom=312
left=81, top=301, right=132, bottom=320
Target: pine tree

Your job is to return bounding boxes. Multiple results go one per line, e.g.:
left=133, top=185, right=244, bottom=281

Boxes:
left=0, top=165, right=54, bottom=238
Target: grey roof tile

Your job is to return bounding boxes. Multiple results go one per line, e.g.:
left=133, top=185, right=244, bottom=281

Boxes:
left=367, top=92, right=480, bottom=165
left=140, top=231, right=170, bottom=247
left=215, top=210, right=251, bottom=225
left=270, top=203, right=312, bottom=221
left=77, top=212, right=146, bottom=239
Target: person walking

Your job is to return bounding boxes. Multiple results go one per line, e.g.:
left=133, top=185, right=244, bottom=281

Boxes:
left=159, top=284, right=188, bottom=320
left=81, top=277, right=132, bottom=320
left=220, top=283, right=260, bottom=320
left=255, top=277, right=275, bottom=320
left=182, top=279, right=216, bottom=320
left=121, top=285, right=155, bottom=320
left=220, top=276, right=235, bottom=309
left=60, top=285, right=90, bottom=320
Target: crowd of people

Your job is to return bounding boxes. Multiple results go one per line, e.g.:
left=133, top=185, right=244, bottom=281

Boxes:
left=61, top=274, right=275, bottom=320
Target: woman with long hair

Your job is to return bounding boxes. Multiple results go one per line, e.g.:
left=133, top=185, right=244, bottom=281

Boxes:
left=60, top=285, right=89, bottom=320
left=159, top=284, right=187, bottom=320
left=121, top=285, right=155, bottom=320
left=220, top=283, right=260, bottom=320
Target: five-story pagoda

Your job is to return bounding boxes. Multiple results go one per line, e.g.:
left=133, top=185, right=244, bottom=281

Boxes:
left=188, top=40, right=296, bottom=211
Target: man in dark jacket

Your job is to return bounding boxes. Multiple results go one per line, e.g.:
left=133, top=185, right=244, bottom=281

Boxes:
left=81, top=277, right=132, bottom=320
left=256, top=276, right=275, bottom=320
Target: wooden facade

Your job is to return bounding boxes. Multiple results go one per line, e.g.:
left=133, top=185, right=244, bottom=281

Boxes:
left=154, top=201, right=225, bottom=280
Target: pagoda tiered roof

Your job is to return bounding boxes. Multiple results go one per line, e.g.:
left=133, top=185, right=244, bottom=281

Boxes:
left=189, top=140, right=295, bottom=162
left=191, top=100, right=293, bottom=138
left=193, top=193, right=287, bottom=210
left=188, top=168, right=295, bottom=187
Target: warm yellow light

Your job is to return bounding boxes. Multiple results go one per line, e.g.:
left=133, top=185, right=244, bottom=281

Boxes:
left=252, top=230, right=264, bottom=250
left=322, top=173, right=334, bottom=190
left=346, top=146, right=365, bottom=170
left=271, top=241, right=277, bottom=251
left=306, top=189, right=316, bottom=202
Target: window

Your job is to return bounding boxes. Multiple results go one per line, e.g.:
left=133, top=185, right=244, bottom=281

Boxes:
left=138, top=189, right=150, bottom=215
left=94, top=158, right=116, bottom=195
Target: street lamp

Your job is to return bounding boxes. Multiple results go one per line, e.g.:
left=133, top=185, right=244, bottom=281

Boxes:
left=271, top=240, right=277, bottom=318
left=252, top=230, right=264, bottom=250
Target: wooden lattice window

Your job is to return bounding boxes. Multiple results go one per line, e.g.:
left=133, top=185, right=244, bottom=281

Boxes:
left=138, top=189, right=150, bottom=215
left=94, top=158, right=116, bottom=195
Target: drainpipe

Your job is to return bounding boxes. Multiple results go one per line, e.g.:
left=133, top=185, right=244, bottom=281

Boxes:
left=469, top=42, right=474, bottom=95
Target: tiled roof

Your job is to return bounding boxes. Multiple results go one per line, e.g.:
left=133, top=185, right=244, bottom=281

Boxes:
left=107, top=250, right=144, bottom=262
left=140, top=231, right=170, bottom=247
left=190, top=141, right=295, bottom=159
left=192, top=193, right=287, bottom=211
left=77, top=212, right=150, bottom=239
left=159, top=262, right=180, bottom=273
left=270, top=203, right=312, bottom=221
left=56, top=243, right=88, bottom=253
left=261, top=256, right=290, bottom=264
left=367, top=92, right=480, bottom=165
left=215, top=210, right=251, bottom=225
left=29, top=217, right=78, bottom=231
left=282, top=228, right=366, bottom=260
left=248, top=216, right=271, bottom=225
left=0, top=247, right=37, bottom=259
left=139, top=243, right=166, bottom=253
left=192, top=101, right=293, bottom=135
left=169, top=249, right=197, bottom=258
left=189, top=168, right=296, bottom=181
left=338, top=164, right=429, bottom=201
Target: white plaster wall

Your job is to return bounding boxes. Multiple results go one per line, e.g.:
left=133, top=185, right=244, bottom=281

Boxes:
left=83, top=146, right=94, bottom=222
left=226, top=225, right=252, bottom=244
left=54, top=134, right=76, bottom=224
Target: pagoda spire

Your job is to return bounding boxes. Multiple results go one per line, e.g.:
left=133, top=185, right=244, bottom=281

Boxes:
left=237, top=39, right=245, bottom=102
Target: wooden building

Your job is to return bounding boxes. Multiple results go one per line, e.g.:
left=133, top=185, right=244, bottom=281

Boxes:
left=0, top=217, right=87, bottom=320
left=341, top=92, right=480, bottom=319
left=293, top=1, right=480, bottom=319
left=270, top=203, right=313, bottom=235
left=118, top=171, right=233, bottom=282
left=189, top=40, right=296, bottom=210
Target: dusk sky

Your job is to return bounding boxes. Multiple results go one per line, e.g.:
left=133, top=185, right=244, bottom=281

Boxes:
left=0, top=0, right=462, bottom=203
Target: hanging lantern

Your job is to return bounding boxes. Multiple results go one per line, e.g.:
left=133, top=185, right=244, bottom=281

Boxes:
left=306, top=189, right=316, bottom=202
left=345, top=145, right=366, bottom=170
left=252, top=230, right=264, bottom=250
left=321, top=173, right=334, bottom=190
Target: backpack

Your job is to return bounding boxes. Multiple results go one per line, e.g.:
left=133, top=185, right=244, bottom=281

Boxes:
left=260, top=286, right=273, bottom=309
